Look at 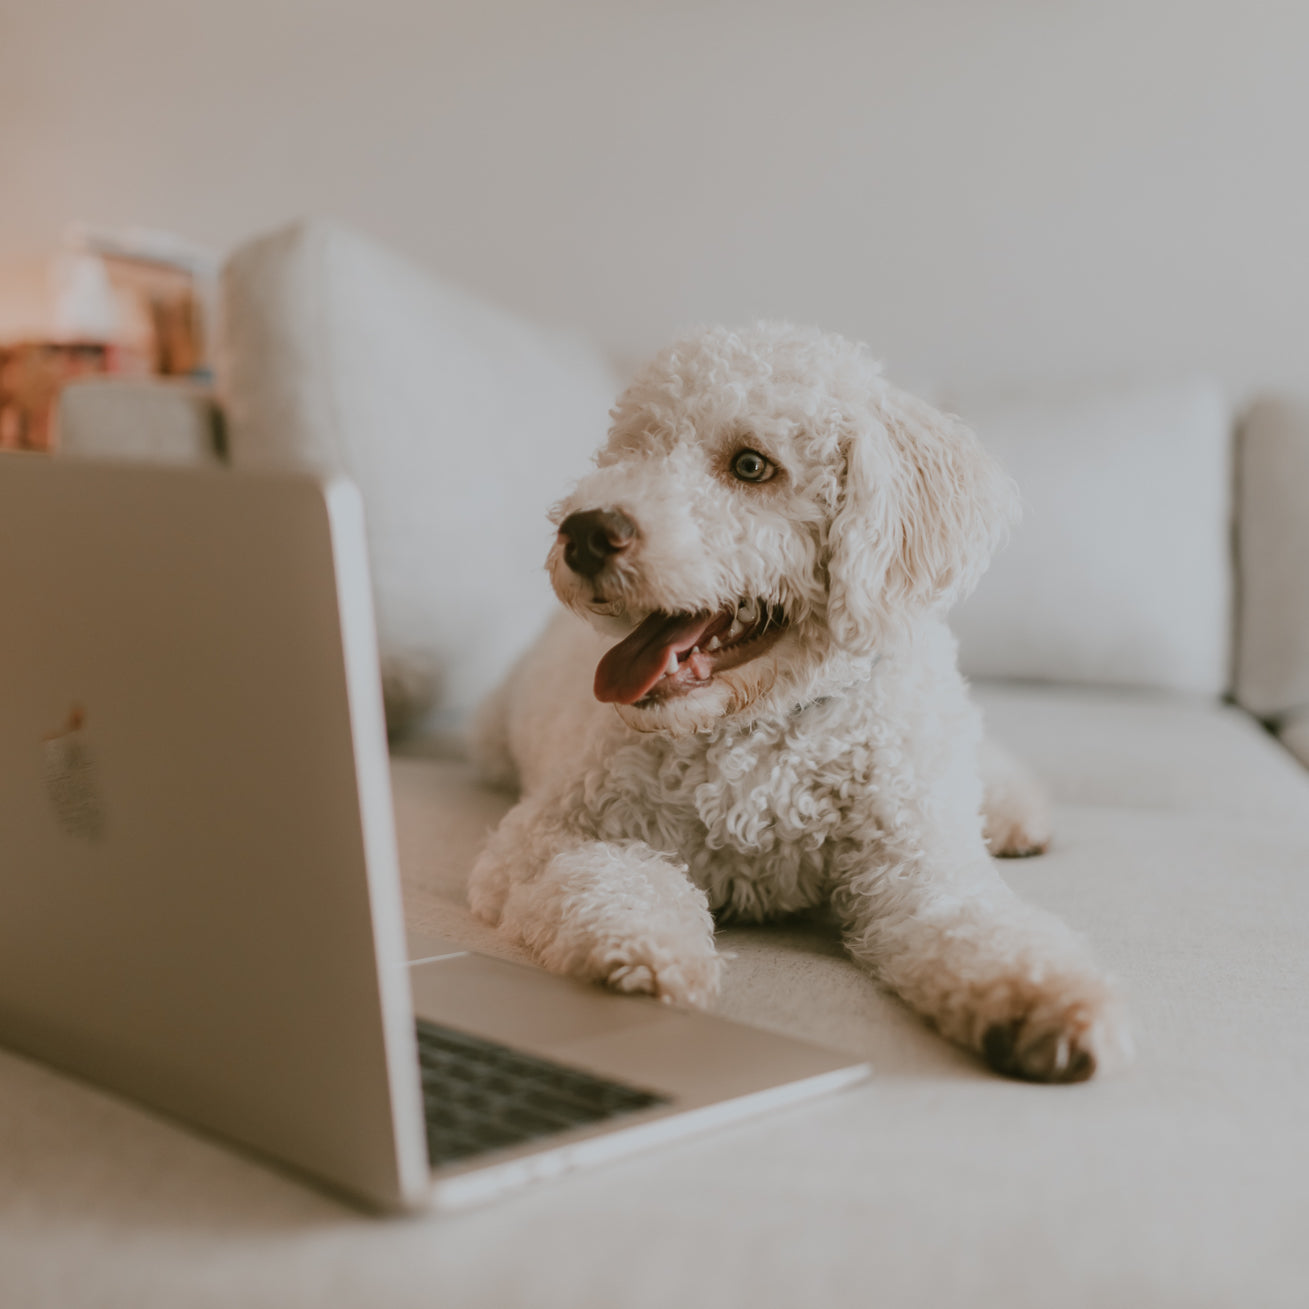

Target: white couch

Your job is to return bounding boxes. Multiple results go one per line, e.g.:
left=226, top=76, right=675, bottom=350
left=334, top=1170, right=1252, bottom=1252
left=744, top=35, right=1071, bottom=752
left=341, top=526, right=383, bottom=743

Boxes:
left=18, top=221, right=1309, bottom=1308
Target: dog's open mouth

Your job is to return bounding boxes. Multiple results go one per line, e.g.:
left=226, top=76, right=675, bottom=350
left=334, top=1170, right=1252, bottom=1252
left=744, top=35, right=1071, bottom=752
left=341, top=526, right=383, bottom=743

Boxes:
left=593, top=601, right=787, bottom=705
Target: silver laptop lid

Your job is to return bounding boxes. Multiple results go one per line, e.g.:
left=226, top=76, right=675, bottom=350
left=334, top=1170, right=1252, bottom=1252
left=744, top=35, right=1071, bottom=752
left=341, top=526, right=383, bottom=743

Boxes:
left=0, top=454, right=429, bottom=1210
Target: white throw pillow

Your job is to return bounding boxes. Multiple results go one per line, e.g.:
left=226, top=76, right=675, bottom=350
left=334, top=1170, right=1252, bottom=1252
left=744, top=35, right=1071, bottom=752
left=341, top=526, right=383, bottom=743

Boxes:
left=220, top=220, right=618, bottom=733
left=947, top=381, right=1233, bottom=696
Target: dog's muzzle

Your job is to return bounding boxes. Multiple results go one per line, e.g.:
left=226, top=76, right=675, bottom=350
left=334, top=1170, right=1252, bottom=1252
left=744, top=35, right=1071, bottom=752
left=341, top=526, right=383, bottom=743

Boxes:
left=559, top=508, right=636, bottom=578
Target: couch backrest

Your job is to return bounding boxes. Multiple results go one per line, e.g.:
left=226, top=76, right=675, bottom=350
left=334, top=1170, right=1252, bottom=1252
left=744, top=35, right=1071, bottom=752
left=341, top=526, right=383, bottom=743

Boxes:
left=1235, top=398, right=1309, bottom=730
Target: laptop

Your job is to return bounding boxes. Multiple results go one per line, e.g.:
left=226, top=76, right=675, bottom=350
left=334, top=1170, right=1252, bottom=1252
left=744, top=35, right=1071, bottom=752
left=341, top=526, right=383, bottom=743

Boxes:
left=0, top=453, right=869, bottom=1212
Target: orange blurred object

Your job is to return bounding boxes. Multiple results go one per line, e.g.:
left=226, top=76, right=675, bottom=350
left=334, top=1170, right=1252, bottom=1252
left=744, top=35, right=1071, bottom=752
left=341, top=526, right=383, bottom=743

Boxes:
left=0, top=340, right=147, bottom=452
left=0, top=228, right=214, bottom=452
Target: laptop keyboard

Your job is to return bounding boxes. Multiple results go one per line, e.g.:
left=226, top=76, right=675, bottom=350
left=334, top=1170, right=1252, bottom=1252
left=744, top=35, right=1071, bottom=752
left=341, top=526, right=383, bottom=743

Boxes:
left=416, top=1018, right=670, bottom=1167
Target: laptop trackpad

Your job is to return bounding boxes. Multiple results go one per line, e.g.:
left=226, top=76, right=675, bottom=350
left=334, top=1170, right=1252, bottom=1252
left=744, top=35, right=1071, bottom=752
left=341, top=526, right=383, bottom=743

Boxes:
left=409, top=953, right=668, bottom=1054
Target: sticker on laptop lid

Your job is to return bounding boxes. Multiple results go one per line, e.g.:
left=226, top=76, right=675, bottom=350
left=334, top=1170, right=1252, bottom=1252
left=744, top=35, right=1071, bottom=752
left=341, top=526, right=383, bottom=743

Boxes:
left=44, top=705, right=106, bottom=842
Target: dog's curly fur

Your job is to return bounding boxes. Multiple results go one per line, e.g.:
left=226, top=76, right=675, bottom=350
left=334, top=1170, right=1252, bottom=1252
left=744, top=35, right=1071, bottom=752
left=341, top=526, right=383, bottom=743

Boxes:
left=469, top=322, right=1131, bottom=1083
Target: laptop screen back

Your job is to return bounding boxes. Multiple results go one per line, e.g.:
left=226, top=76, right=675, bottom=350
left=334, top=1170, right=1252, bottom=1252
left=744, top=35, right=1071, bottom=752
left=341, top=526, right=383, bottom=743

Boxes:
left=0, top=455, right=429, bottom=1209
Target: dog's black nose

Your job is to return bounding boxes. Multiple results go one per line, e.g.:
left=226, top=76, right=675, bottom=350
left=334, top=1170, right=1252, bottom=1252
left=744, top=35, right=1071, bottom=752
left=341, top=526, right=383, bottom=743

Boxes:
left=558, top=508, right=637, bottom=578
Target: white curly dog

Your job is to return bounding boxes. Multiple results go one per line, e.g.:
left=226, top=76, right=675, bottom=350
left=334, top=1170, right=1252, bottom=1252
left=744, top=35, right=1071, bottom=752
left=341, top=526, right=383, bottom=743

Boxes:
left=469, top=322, right=1130, bottom=1084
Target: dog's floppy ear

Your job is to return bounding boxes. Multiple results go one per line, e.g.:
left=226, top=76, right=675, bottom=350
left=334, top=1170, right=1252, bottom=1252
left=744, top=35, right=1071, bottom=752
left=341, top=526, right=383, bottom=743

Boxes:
left=826, top=385, right=1018, bottom=652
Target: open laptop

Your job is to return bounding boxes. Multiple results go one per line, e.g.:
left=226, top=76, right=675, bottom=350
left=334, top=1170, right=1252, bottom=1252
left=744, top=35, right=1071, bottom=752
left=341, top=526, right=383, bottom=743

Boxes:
left=0, top=453, right=868, bottom=1212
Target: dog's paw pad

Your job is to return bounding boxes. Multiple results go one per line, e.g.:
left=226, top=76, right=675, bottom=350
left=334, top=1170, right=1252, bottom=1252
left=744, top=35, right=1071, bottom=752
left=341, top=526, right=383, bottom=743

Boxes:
left=983, top=1019, right=1096, bottom=1083
left=980, top=988, right=1131, bottom=1084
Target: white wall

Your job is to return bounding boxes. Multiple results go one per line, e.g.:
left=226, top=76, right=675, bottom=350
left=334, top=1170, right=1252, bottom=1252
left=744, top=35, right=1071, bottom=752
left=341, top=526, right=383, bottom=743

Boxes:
left=3, top=0, right=1307, bottom=396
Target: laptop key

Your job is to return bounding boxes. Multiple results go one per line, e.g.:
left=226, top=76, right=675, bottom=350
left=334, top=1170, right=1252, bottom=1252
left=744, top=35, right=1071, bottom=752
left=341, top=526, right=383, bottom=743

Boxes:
left=415, top=1018, right=670, bottom=1168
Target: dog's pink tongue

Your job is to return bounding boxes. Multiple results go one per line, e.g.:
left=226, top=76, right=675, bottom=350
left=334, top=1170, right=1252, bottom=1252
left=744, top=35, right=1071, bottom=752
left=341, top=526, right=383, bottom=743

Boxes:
left=594, top=611, right=715, bottom=704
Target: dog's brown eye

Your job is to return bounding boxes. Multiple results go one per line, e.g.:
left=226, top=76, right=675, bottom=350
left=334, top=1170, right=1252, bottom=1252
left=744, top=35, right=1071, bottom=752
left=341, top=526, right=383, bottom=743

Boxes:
left=730, top=449, right=776, bottom=483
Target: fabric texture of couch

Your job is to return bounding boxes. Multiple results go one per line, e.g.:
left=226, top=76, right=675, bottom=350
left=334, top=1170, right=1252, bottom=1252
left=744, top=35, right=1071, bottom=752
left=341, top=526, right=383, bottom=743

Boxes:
left=18, top=218, right=1309, bottom=1309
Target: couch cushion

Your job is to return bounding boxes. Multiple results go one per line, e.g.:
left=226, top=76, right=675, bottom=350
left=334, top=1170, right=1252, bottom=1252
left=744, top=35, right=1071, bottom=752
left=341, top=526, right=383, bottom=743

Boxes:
left=973, top=682, right=1309, bottom=822
left=1235, top=396, right=1309, bottom=723
left=219, top=219, right=618, bottom=734
left=947, top=382, right=1233, bottom=695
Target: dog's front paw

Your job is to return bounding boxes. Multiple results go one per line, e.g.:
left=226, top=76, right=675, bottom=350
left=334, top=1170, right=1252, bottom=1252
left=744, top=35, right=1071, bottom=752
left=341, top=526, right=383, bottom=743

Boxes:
left=493, top=839, right=725, bottom=1009
left=978, top=975, right=1132, bottom=1083
left=594, top=939, right=723, bottom=1008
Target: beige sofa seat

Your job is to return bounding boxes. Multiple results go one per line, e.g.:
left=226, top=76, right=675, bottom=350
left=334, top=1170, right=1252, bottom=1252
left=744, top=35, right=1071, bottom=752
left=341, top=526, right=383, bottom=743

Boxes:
left=0, top=683, right=1306, bottom=1307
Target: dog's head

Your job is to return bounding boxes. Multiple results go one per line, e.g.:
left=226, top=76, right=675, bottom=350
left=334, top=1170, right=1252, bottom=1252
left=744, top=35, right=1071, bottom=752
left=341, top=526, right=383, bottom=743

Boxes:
left=548, top=323, right=1017, bottom=735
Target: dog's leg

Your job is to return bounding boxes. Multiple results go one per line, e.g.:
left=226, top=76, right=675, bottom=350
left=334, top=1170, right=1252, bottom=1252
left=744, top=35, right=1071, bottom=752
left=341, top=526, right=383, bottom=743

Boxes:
left=468, top=800, right=722, bottom=1007
left=980, top=737, right=1053, bottom=858
left=835, top=845, right=1131, bottom=1082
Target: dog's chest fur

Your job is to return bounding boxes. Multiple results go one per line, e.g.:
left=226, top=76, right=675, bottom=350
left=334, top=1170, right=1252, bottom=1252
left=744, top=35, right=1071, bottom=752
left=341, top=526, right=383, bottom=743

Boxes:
left=585, top=691, right=898, bottom=921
